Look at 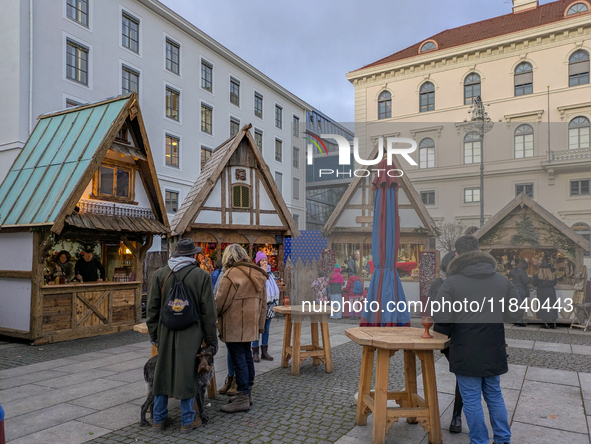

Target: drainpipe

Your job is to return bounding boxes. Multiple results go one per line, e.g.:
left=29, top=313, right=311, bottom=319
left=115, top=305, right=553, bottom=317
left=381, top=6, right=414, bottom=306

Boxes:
left=29, top=0, right=34, bottom=135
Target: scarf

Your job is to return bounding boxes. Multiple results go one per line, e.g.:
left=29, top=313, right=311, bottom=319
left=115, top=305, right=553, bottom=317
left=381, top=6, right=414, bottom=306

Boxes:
left=265, top=265, right=280, bottom=303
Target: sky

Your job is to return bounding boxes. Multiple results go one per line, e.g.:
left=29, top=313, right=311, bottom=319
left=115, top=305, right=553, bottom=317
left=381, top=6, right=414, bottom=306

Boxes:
left=159, top=0, right=553, bottom=122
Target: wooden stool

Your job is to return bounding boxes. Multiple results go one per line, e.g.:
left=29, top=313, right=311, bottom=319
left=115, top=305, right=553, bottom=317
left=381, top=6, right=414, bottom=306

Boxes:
left=133, top=323, right=217, bottom=399
left=346, top=327, right=449, bottom=444
left=273, top=305, right=333, bottom=375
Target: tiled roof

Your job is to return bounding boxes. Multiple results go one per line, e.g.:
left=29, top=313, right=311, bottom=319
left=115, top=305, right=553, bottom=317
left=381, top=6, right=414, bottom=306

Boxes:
left=354, top=0, right=589, bottom=72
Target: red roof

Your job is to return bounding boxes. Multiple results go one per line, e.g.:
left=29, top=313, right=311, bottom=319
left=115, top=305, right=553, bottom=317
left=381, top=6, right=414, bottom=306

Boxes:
left=353, top=0, right=590, bottom=73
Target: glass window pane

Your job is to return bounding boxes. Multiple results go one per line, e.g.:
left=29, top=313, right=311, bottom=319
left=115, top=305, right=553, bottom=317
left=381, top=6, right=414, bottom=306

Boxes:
left=116, top=169, right=130, bottom=197
left=100, top=166, right=114, bottom=195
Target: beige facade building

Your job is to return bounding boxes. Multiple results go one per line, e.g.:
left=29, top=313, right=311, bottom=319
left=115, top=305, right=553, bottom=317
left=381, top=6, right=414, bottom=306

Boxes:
left=347, top=0, right=591, bottom=255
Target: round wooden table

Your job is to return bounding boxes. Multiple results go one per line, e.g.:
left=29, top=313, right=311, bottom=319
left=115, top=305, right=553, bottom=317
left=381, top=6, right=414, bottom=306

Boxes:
left=345, top=327, right=449, bottom=444
left=273, top=305, right=333, bottom=375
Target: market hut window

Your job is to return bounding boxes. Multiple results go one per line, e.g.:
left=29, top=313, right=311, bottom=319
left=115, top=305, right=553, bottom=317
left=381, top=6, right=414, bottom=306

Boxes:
left=232, top=185, right=250, bottom=208
left=92, top=161, right=135, bottom=203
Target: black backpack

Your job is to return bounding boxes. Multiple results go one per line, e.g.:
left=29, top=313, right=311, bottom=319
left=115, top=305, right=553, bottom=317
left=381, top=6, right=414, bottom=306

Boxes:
left=160, top=266, right=200, bottom=331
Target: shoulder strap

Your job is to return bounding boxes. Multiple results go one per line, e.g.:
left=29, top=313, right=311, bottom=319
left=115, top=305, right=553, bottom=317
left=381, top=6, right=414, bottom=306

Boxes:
left=161, top=269, right=174, bottom=295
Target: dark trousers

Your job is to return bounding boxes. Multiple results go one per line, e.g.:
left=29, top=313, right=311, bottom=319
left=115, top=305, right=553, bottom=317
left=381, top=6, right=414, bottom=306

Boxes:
left=226, top=342, right=255, bottom=394
left=443, top=349, right=463, bottom=415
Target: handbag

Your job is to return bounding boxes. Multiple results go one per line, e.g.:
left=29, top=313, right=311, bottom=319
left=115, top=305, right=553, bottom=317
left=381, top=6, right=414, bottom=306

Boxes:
left=266, top=301, right=277, bottom=319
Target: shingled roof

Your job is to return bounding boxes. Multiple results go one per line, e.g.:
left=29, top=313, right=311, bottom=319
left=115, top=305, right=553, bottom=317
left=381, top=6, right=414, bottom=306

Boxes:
left=354, top=0, right=589, bottom=72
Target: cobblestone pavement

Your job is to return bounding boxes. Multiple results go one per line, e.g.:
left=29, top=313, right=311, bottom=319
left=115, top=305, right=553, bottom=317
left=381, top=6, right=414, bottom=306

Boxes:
left=0, top=331, right=148, bottom=370
left=507, top=347, right=591, bottom=372
left=505, top=325, right=591, bottom=345
left=87, top=340, right=428, bottom=444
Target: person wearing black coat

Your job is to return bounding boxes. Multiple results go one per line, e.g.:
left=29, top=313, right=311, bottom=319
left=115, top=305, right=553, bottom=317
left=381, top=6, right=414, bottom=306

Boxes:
left=433, top=235, right=522, bottom=444
left=509, top=260, right=530, bottom=327
left=430, top=250, right=463, bottom=434
left=532, top=262, right=558, bottom=329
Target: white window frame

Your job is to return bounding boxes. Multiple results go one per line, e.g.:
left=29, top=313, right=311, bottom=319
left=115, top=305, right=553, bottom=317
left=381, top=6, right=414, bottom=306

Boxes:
left=463, top=187, right=481, bottom=204
left=164, top=33, right=181, bottom=77
left=275, top=103, right=283, bottom=129
left=119, top=6, right=142, bottom=57
left=164, top=188, right=181, bottom=214
left=120, top=60, right=142, bottom=97
left=420, top=190, right=436, bottom=206
left=229, top=73, right=241, bottom=109
left=275, top=171, right=283, bottom=194
left=63, top=32, right=93, bottom=90
left=164, top=82, right=182, bottom=124
left=200, top=56, right=214, bottom=95
left=64, top=0, right=92, bottom=31
left=230, top=115, right=241, bottom=137
left=254, top=90, right=264, bottom=120
left=293, top=177, right=300, bottom=200
left=200, top=99, right=214, bottom=137
left=200, top=145, right=213, bottom=172
left=292, top=114, right=301, bottom=138
left=164, top=131, right=181, bottom=170
left=293, top=146, right=300, bottom=169
left=254, top=128, right=263, bottom=152
left=275, top=137, right=283, bottom=163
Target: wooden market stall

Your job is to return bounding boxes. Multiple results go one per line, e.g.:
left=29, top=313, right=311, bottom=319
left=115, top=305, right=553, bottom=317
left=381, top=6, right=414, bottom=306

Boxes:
left=170, top=124, right=299, bottom=282
left=0, top=93, right=169, bottom=344
left=323, top=146, right=437, bottom=309
left=474, top=193, right=591, bottom=322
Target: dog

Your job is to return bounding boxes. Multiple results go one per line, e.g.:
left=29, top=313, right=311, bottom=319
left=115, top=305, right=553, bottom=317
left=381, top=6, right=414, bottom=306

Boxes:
left=140, top=346, right=215, bottom=427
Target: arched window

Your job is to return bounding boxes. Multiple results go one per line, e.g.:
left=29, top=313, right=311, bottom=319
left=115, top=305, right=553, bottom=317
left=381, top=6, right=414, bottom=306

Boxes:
left=464, top=73, right=481, bottom=105
left=464, top=132, right=482, bottom=164
left=419, top=138, right=435, bottom=169
left=569, top=116, right=591, bottom=149
left=572, top=222, right=591, bottom=257
left=514, top=124, right=534, bottom=158
left=514, top=62, right=533, bottom=96
left=420, top=41, right=436, bottom=53
left=569, top=50, right=590, bottom=86
left=232, top=185, right=250, bottom=208
left=378, top=91, right=392, bottom=120
left=567, top=2, right=589, bottom=15
left=419, top=82, right=435, bottom=113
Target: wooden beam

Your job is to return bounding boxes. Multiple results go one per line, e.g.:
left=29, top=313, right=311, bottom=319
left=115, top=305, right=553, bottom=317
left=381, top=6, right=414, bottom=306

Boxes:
left=190, top=223, right=288, bottom=231
left=76, top=291, right=110, bottom=326
left=121, top=237, right=140, bottom=258
left=0, top=270, right=32, bottom=279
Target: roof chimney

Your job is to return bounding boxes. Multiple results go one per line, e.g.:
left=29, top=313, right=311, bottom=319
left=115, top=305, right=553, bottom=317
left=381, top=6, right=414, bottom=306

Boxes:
left=512, top=0, right=539, bottom=13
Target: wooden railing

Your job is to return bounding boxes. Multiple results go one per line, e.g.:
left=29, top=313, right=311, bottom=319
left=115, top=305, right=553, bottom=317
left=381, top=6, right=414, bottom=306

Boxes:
left=77, top=199, right=155, bottom=219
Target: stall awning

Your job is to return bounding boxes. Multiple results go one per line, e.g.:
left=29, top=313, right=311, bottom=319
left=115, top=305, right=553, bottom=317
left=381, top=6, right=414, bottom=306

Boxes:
left=110, top=142, right=146, bottom=160
left=66, top=213, right=168, bottom=234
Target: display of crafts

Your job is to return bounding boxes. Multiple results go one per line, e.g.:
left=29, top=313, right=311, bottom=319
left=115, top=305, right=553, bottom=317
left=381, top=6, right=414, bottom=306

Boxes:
left=491, top=248, right=575, bottom=284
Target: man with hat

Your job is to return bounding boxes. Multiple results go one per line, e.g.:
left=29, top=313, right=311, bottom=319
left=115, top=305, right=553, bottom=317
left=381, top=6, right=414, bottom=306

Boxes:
left=75, top=247, right=105, bottom=282
left=146, top=238, right=218, bottom=433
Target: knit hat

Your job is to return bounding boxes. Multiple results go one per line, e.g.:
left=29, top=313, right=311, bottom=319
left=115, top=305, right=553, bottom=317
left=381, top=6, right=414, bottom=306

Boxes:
left=255, top=251, right=268, bottom=264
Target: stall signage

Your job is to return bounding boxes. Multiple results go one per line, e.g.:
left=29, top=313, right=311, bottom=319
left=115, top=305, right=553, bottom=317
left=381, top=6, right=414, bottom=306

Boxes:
left=306, top=134, right=417, bottom=179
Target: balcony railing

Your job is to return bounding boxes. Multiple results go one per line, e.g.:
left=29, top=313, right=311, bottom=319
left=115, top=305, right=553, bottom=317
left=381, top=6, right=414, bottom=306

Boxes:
left=77, top=199, right=155, bottom=219
left=551, top=147, right=591, bottom=162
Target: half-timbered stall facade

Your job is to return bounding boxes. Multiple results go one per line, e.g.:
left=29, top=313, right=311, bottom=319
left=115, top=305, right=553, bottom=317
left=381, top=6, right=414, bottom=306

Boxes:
left=0, top=93, right=169, bottom=344
left=474, top=193, right=590, bottom=321
left=170, top=124, right=299, bottom=280
left=323, top=148, right=437, bottom=303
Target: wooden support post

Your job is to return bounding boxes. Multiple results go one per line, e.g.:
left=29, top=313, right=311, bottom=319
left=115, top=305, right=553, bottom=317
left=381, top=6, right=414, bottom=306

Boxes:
left=372, top=347, right=391, bottom=444
left=291, top=321, right=302, bottom=375
left=419, top=350, right=442, bottom=444
left=355, top=345, right=375, bottom=426
left=404, top=350, right=418, bottom=424
left=320, top=315, right=333, bottom=373
left=281, top=313, right=292, bottom=368
left=311, top=322, right=320, bottom=365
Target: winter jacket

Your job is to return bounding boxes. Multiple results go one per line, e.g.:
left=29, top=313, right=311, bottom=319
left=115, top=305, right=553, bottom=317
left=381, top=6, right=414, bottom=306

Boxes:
left=330, top=267, right=344, bottom=294
left=532, top=274, right=558, bottom=321
left=429, top=277, right=453, bottom=338
left=215, top=261, right=268, bottom=343
left=433, top=251, right=522, bottom=377
left=509, top=268, right=531, bottom=297
left=146, top=264, right=218, bottom=399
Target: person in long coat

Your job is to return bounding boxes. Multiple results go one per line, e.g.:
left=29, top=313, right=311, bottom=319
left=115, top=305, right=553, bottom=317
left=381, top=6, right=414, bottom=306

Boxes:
left=532, top=261, right=558, bottom=329
left=509, top=259, right=531, bottom=327
left=430, top=250, right=464, bottom=434
left=147, top=239, right=218, bottom=433
left=215, top=244, right=267, bottom=413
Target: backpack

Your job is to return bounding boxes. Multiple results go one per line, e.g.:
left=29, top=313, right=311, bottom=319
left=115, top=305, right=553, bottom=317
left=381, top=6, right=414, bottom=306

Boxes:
left=353, top=280, right=363, bottom=295
left=160, top=266, right=200, bottom=331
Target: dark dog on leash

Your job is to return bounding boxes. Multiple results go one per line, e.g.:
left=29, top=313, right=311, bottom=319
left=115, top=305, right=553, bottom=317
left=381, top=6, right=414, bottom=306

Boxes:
left=140, top=347, right=215, bottom=427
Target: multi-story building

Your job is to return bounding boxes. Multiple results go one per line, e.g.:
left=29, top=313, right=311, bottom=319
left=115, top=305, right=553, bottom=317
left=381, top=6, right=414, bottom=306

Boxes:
left=347, top=0, right=591, bottom=255
left=305, top=109, right=355, bottom=230
left=0, top=0, right=310, bottom=248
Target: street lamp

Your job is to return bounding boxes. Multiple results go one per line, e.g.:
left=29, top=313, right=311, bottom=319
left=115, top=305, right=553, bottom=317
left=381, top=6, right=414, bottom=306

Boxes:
left=464, top=96, right=493, bottom=227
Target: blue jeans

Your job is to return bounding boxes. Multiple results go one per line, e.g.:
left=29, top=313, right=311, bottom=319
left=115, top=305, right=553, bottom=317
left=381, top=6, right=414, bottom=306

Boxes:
left=226, top=344, right=234, bottom=377
left=456, top=375, right=511, bottom=444
left=252, top=318, right=272, bottom=347
left=330, top=293, right=342, bottom=319
left=153, top=395, right=195, bottom=427
left=226, top=342, right=255, bottom=394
